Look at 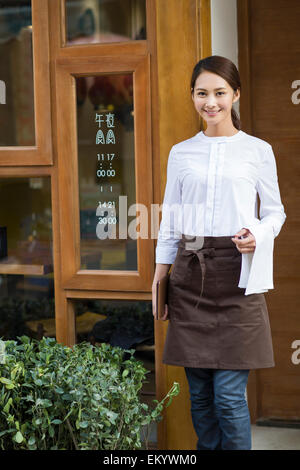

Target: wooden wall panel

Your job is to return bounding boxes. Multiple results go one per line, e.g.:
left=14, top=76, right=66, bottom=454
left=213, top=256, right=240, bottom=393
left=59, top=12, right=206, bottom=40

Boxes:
left=237, top=0, right=300, bottom=424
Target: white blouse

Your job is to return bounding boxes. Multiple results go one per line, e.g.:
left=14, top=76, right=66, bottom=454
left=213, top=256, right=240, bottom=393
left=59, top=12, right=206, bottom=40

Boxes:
left=155, top=130, right=287, bottom=296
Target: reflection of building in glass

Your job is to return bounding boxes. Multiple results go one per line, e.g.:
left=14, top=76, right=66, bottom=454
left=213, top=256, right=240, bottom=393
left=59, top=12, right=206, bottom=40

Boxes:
left=0, top=1, right=32, bottom=42
left=0, top=1, right=35, bottom=145
left=66, top=0, right=146, bottom=45
left=0, top=178, right=54, bottom=342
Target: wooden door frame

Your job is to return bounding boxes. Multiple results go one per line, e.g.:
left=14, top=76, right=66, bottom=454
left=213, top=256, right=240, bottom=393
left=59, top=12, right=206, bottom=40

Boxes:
left=55, top=54, right=154, bottom=292
left=48, top=0, right=156, bottom=352
left=0, top=0, right=52, bottom=166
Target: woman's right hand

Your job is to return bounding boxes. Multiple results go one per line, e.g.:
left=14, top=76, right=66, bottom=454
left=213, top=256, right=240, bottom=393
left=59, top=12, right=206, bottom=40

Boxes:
left=152, top=263, right=171, bottom=321
left=152, top=281, right=157, bottom=319
left=152, top=282, right=169, bottom=321
left=161, top=304, right=169, bottom=321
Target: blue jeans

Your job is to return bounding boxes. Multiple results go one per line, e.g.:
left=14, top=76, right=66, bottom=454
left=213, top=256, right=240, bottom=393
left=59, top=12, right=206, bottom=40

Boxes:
left=184, top=367, right=251, bottom=450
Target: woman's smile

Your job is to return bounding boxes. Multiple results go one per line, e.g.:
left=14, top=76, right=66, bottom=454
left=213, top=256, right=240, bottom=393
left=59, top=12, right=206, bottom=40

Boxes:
left=204, top=109, right=222, bottom=116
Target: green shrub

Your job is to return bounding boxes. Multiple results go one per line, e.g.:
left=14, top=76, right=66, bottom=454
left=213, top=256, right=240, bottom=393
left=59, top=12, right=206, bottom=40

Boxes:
left=0, top=336, right=179, bottom=450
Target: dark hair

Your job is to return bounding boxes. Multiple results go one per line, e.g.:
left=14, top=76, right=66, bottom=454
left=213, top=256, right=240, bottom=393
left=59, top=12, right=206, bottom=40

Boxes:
left=191, top=55, right=241, bottom=130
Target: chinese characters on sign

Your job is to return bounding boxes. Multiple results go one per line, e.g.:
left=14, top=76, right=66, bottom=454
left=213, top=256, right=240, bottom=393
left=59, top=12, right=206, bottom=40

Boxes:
left=95, top=112, right=117, bottom=240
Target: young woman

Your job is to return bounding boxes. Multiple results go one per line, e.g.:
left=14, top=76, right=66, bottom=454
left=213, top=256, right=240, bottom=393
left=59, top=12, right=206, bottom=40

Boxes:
left=152, top=55, right=287, bottom=451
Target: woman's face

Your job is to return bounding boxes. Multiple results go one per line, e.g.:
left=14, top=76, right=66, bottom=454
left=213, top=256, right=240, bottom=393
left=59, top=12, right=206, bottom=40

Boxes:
left=191, top=71, right=240, bottom=125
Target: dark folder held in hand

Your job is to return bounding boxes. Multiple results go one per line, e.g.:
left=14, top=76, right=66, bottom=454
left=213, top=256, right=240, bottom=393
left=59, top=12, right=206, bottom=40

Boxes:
left=155, top=273, right=170, bottom=320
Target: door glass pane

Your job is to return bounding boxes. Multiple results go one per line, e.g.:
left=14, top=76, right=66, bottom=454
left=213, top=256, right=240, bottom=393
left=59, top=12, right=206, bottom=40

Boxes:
left=0, top=1, right=35, bottom=146
left=76, top=74, right=137, bottom=270
left=65, top=0, right=146, bottom=45
left=0, top=177, right=54, bottom=341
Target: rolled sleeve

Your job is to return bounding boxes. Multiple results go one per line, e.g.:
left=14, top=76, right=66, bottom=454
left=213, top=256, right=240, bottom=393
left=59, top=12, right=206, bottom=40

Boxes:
left=239, top=144, right=287, bottom=295
left=155, top=147, right=182, bottom=264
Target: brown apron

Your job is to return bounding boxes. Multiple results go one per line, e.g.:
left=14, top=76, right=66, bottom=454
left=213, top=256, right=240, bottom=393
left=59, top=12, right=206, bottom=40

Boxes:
left=162, top=234, right=275, bottom=370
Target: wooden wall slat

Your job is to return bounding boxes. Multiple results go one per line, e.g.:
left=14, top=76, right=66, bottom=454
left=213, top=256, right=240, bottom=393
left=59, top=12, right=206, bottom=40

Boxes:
left=237, top=0, right=300, bottom=423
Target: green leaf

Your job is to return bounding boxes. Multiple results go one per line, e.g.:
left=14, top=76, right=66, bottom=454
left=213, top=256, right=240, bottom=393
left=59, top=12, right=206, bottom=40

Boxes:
left=10, top=368, right=17, bottom=380
left=62, top=393, right=72, bottom=401
left=0, top=377, right=13, bottom=385
left=14, top=431, right=23, bottom=443
left=37, top=398, right=52, bottom=408
left=106, top=410, right=118, bottom=424
left=3, top=397, right=12, bottom=413
left=79, top=421, right=89, bottom=429
left=28, top=436, right=36, bottom=446
left=5, top=383, right=15, bottom=390
left=19, top=336, right=30, bottom=344
left=0, top=429, right=15, bottom=438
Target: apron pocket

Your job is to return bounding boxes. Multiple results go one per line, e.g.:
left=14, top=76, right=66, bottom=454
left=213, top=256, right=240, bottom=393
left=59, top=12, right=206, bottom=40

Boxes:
left=170, top=247, right=194, bottom=285
left=215, top=251, right=241, bottom=271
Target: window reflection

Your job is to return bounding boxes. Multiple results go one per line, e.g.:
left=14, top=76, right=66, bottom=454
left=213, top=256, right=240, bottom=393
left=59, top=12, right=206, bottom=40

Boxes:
left=0, top=1, right=35, bottom=146
left=65, top=0, right=146, bottom=45
left=0, top=178, right=54, bottom=341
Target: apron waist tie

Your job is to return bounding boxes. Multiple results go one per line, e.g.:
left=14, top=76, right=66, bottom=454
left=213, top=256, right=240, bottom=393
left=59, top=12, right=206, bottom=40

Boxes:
left=182, top=247, right=216, bottom=309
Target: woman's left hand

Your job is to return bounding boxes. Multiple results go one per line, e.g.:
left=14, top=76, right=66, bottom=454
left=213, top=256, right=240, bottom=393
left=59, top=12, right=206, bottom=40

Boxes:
left=231, top=228, right=256, bottom=253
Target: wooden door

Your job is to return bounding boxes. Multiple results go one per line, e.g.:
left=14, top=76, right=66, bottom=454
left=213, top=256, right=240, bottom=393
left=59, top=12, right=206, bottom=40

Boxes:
left=49, top=0, right=155, bottom=345
left=238, top=0, right=300, bottom=424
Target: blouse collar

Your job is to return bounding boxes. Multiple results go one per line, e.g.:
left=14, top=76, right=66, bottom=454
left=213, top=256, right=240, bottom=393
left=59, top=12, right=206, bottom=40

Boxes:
left=197, top=130, right=245, bottom=143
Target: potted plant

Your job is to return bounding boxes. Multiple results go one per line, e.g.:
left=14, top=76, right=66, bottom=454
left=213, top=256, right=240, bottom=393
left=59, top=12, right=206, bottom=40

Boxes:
left=0, top=336, right=179, bottom=450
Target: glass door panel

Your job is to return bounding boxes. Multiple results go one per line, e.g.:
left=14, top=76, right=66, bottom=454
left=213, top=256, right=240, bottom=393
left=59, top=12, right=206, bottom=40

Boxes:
left=76, top=73, right=137, bottom=270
